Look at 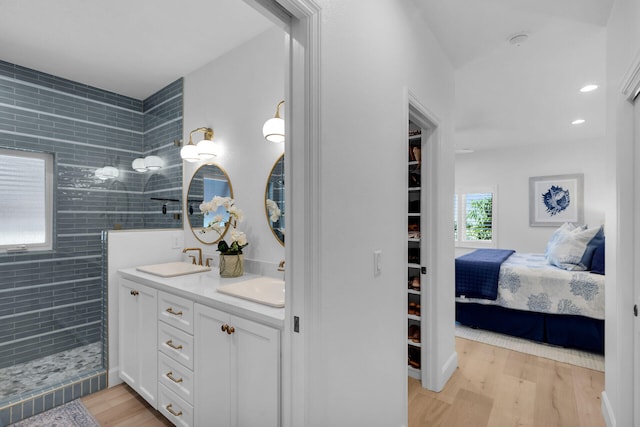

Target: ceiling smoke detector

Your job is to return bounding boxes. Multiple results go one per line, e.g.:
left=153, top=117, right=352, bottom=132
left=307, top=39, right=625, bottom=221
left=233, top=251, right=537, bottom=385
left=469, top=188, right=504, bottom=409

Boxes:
left=508, top=33, right=529, bottom=46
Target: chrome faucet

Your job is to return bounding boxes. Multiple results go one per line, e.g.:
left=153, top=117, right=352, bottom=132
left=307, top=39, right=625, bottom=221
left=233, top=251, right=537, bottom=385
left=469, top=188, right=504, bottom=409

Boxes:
left=183, top=248, right=203, bottom=266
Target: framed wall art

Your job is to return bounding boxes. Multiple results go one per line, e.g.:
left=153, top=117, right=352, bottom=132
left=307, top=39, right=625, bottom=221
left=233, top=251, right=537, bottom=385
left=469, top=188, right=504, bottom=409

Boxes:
left=529, top=173, right=584, bottom=227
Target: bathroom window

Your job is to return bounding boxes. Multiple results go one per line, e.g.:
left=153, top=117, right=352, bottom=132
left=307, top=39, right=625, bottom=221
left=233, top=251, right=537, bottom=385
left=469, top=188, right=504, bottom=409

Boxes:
left=0, top=148, right=54, bottom=252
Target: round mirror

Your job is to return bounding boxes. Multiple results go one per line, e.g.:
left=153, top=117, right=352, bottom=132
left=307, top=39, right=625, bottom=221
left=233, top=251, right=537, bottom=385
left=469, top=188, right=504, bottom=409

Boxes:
left=186, top=163, right=233, bottom=244
left=265, top=154, right=285, bottom=246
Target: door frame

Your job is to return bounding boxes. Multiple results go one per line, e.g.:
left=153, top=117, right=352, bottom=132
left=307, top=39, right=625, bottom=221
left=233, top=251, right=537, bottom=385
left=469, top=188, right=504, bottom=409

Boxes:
left=613, top=50, right=640, bottom=427
left=242, top=1, right=321, bottom=426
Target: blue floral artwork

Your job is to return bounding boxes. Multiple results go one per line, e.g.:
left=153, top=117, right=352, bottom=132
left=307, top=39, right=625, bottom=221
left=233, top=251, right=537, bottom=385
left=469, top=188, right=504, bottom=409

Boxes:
left=541, top=185, right=570, bottom=216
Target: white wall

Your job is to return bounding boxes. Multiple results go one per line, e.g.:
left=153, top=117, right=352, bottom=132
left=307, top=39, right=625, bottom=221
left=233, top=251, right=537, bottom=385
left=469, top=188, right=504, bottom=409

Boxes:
left=182, top=27, right=286, bottom=272
left=455, top=139, right=607, bottom=254
left=603, top=0, right=640, bottom=425
left=303, top=1, right=456, bottom=426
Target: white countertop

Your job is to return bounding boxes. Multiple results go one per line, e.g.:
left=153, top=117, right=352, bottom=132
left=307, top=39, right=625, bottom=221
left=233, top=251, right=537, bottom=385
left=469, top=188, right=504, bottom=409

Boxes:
left=119, top=267, right=285, bottom=329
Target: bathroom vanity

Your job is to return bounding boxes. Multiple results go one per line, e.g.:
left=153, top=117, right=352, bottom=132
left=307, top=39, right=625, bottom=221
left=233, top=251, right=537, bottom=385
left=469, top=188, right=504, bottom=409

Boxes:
left=118, top=266, right=284, bottom=427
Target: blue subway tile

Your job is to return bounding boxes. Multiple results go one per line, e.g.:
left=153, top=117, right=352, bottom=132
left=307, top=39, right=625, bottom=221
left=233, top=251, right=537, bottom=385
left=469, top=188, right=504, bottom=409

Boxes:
left=0, top=407, right=10, bottom=426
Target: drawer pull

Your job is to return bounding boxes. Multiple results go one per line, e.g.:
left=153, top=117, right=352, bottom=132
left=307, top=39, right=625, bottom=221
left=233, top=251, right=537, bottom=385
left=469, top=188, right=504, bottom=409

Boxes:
left=221, top=324, right=235, bottom=335
left=166, top=403, right=183, bottom=417
left=130, top=290, right=139, bottom=296
left=166, top=307, right=183, bottom=316
left=166, top=371, right=183, bottom=383
left=165, top=339, right=183, bottom=350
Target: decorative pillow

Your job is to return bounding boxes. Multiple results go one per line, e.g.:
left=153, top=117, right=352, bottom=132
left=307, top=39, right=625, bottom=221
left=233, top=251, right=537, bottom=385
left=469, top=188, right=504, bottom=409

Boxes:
left=545, top=222, right=580, bottom=257
left=590, top=240, right=605, bottom=275
left=546, top=224, right=604, bottom=271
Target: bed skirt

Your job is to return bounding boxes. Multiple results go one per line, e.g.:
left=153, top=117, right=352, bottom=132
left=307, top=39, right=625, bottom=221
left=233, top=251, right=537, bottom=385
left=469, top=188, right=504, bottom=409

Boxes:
left=455, top=302, right=604, bottom=354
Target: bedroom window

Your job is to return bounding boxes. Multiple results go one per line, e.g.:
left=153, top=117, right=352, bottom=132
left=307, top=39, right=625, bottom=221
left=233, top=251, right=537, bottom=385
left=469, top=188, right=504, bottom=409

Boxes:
left=0, top=148, right=54, bottom=253
left=454, top=187, right=497, bottom=248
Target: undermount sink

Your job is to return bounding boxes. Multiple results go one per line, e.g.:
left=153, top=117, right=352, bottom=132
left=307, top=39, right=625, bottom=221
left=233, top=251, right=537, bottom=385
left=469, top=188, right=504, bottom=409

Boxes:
left=217, top=277, right=285, bottom=308
left=136, top=261, right=211, bottom=277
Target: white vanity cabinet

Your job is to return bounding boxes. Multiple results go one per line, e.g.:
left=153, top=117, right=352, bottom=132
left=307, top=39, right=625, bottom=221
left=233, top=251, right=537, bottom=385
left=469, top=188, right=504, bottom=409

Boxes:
left=194, top=304, right=281, bottom=427
left=117, top=269, right=284, bottom=427
left=118, top=278, right=158, bottom=408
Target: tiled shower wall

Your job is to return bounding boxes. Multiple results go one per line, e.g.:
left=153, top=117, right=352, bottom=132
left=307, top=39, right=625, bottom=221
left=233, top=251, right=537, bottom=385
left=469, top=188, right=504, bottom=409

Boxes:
left=0, top=60, right=182, bottom=376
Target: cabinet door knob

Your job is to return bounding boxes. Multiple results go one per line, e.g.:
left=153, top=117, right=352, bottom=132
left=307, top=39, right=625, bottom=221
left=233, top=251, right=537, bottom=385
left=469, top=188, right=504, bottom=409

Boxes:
left=166, top=403, right=183, bottom=417
left=166, top=307, right=183, bottom=316
left=165, top=339, right=183, bottom=350
left=130, top=290, right=139, bottom=296
left=221, top=324, right=235, bottom=335
left=166, top=371, right=183, bottom=383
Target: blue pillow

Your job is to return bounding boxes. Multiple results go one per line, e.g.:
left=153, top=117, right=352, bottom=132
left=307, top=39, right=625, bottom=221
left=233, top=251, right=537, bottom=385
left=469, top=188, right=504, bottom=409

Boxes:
left=547, top=224, right=604, bottom=271
left=591, top=240, right=605, bottom=275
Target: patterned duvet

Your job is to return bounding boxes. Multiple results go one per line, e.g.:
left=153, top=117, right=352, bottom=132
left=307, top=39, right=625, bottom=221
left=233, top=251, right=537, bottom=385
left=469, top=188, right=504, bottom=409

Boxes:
left=455, top=252, right=605, bottom=320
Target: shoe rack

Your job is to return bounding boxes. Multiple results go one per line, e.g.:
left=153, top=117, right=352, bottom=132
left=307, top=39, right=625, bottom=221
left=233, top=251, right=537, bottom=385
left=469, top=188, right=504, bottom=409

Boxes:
left=407, top=121, right=422, bottom=379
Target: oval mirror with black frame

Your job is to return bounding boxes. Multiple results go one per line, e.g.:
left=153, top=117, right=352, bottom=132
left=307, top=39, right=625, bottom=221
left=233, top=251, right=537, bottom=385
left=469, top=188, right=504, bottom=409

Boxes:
left=187, top=163, right=233, bottom=244
left=265, top=154, right=285, bottom=246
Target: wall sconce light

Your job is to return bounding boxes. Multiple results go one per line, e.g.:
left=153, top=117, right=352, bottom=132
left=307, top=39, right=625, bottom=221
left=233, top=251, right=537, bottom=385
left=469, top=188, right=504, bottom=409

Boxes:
left=95, top=166, right=119, bottom=180
left=181, top=127, right=217, bottom=162
left=131, top=155, right=164, bottom=172
left=263, top=100, right=285, bottom=143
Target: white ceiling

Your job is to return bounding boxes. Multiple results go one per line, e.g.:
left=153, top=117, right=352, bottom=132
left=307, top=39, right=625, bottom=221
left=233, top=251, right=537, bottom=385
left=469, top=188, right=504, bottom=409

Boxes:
left=413, top=0, right=613, bottom=151
left=0, top=0, right=614, bottom=152
left=0, top=0, right=275, bottom=100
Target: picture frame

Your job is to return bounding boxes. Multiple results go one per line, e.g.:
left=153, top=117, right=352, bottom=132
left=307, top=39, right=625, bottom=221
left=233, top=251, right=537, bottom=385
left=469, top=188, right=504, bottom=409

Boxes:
left=529, top=173, right=584, bottom=227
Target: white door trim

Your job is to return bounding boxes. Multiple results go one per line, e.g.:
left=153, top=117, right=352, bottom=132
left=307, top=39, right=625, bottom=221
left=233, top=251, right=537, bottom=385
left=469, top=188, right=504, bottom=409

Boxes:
left=242, top=1, right=321, bottom=426
left=609, top=47, right=640, bottom=427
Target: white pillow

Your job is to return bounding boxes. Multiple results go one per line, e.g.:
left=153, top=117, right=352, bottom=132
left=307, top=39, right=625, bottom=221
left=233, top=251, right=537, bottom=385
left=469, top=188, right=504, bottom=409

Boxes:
left=545, top=222, right=580, bottom=256
left=546, top=224, right=604, bottom=271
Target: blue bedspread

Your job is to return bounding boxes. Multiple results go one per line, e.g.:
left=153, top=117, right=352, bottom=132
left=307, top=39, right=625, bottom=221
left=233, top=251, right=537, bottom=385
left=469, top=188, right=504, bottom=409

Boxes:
left=455, top=249, right=515, bottom=300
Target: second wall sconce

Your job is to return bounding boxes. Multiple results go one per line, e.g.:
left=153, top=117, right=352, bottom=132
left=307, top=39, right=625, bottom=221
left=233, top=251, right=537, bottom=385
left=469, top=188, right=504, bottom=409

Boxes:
left=263, top=100, right=285, bottom=143
left=181, top=127, right=217, bottom=162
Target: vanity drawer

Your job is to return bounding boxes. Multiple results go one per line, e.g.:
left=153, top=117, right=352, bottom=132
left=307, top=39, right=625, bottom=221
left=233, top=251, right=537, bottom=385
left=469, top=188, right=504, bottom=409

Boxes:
left=159, top=291, right=194, bottom=334
left=158, top=352, right=194, bottom=405
left=158, top=322, right=194, bottom=370
left=158, top=383, right=194, bottom=427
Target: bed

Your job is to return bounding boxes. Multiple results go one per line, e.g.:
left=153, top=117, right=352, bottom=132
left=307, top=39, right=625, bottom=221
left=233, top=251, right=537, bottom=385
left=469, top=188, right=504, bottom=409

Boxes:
left=455, top=233, right=605, bottom=354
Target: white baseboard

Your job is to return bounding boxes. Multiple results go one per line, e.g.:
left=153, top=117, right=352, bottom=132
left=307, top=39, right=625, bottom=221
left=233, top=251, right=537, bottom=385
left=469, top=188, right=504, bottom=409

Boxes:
left=108, top=367, right=123, bottom=388
left=437, top=351, right=458, bottom=392
left=601, top=391, right=615, bottom=427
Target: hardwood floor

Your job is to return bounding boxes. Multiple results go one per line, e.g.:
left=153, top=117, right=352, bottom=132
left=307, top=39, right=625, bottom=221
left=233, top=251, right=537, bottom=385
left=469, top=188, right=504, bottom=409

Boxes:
left=82, top=384, right=172, bottom=426
left=409, top=337, right=605, bottom=427
left=83, top=337, right=605, bottom=426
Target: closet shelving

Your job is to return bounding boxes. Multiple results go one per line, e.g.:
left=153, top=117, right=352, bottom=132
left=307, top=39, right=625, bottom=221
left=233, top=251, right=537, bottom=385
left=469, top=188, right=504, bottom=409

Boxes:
left=407, top=123, right=422, bottom=380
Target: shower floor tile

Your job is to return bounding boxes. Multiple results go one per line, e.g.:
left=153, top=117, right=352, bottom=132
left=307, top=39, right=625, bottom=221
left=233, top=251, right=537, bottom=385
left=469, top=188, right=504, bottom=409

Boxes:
left=0, top=343, right=102, bottom=403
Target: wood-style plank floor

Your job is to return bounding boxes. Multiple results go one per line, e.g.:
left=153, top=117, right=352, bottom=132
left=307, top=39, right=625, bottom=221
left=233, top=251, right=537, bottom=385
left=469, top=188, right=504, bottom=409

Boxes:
left=82, top=337, right=605, bottom=426
left=82, top=383, right=171, bottom=426
left=409, top=337, right=605, bottom=427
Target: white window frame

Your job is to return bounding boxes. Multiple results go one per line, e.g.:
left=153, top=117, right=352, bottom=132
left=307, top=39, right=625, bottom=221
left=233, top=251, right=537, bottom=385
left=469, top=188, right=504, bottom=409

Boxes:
left=454, top=185, right=497, bottom=248
left=0, top=148, right=54, bottom=253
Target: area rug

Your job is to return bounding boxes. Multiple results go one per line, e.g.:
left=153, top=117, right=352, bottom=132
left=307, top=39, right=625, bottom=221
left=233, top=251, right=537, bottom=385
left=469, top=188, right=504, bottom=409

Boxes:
left=455, top=324, right=604, bottom=372
left=9, top=399, right=99, bottom=427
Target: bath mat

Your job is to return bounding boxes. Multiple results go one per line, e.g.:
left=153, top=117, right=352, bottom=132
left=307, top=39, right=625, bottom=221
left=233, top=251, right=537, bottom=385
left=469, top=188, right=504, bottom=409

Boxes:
left=9, top=399, right=99, bottom=427
left=455, top=324, right=604, bottom=371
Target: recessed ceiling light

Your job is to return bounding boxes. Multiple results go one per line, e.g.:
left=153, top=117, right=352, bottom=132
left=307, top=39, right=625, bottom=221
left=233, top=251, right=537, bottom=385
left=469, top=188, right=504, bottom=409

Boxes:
left=580, top=84, right=598, bottom=93
left=572, top=119, right=586, bottom=125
